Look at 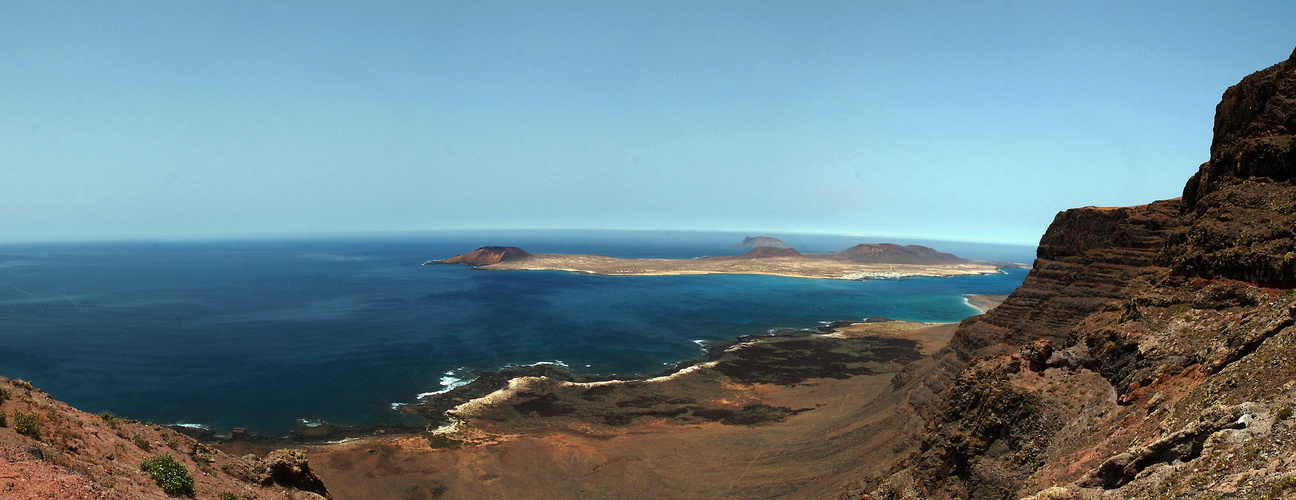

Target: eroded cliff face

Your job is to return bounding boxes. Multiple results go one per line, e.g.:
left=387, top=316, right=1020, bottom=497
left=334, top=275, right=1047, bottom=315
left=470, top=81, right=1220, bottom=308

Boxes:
left=1173, top=47, right=1296, bottom=284
left=862, top=47, right=1296, bottom=500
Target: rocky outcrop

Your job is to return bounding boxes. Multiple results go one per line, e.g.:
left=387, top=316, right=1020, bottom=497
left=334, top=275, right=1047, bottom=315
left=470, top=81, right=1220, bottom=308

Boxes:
left=949, top=200, right=1183, bottom=359
left=1170, top=47, right=1296, bottom=284
left=834, top=243, right=969, bottom=265
left=739, top=236, right=786, bottom=248
left=863, top=47, right=1296, bottom=500
left=440, top=246, right=532, bottom=266
left=245, top=450, right=331, bottom=498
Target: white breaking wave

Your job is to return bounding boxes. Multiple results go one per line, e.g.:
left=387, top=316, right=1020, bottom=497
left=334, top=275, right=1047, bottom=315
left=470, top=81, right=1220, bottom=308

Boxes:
left=417, top=369, right=476, bottom=399
left=521, top=360, right=570, bottom=368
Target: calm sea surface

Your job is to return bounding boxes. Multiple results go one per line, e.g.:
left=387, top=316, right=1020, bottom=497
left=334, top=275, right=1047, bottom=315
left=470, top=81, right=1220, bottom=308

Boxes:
left=0, top=231, right=1032, bottom=434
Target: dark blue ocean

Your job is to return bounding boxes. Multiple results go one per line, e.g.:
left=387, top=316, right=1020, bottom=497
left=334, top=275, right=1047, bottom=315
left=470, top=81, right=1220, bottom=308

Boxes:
left=0, top=231, right=1032, bottom=435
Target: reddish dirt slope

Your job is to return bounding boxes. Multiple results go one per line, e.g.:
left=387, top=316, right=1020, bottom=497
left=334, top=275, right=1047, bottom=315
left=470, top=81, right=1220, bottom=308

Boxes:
left=0, top=377, right=330, bottom=500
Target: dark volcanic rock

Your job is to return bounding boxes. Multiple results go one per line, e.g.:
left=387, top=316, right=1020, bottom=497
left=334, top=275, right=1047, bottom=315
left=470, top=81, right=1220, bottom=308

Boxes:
left=739, top=236, right=786, bottom=248
left=712, top=335, right=923, bottom=386
left=950, top=200, right=1182, bottom=357
left=1187, top=46, right=1296, bottom=205
left=1169, top=47, right=1296, bottom=284
left=866, top=47, right=1296, bottom=500
left=833, top=243, right=968, bottom=265
left=440, top=246, right=531, bottom=266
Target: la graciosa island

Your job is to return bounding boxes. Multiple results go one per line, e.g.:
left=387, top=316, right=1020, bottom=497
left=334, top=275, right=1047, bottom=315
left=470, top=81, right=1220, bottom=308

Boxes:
left=428, top=239, right=1022, bottom=280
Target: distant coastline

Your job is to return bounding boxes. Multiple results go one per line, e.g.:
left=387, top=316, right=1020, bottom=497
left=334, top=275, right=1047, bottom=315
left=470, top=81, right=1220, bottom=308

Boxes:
left=430, top=243, right=1026, bottom=280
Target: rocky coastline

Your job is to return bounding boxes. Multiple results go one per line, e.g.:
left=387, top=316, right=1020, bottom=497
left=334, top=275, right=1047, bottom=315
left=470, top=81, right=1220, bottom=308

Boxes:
left=175, top=317, right=942, bottom=446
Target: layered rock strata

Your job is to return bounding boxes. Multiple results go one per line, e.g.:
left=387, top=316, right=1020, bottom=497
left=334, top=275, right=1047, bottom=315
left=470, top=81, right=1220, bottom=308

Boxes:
left=862, top=47, right=1296, bottom=500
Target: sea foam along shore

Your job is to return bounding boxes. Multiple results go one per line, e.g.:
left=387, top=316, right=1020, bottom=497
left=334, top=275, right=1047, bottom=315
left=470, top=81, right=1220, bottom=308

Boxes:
left=414, top=317, right=961, bottom=436
left=435, top=361, right=723, bottom=434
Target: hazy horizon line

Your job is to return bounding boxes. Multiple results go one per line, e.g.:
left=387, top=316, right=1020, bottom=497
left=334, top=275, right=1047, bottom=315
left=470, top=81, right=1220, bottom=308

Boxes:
left=0, top=226, right=1040, bottom=248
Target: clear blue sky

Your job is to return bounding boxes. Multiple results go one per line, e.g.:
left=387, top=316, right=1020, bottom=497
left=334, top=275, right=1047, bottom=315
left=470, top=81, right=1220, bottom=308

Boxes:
left=2, top=1, right=1293, bottom=245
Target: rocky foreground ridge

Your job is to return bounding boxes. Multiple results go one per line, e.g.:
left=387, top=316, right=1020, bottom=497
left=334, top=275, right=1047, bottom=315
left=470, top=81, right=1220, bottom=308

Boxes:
left=857, top=47, right=1296, bottom=499
left=0, top=376, right=331, bottom=499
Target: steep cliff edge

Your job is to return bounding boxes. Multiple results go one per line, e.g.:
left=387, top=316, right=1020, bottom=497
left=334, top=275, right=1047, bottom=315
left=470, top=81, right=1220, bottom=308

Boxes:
left=862, top=47, right=1296, bottom=500
left=1173, top=47, right=1296, bottom=284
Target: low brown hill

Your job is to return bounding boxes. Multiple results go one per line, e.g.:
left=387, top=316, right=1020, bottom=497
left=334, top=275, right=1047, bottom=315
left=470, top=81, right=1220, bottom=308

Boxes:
left=731, top=246, right=803, bottom=259
left=441, top=246, right=531, bottom=265
left=833, top=243, right=969, bottom=264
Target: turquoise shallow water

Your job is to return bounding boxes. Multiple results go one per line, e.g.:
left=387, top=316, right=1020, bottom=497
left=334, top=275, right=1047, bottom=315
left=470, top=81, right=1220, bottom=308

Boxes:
left=0, top=231, right=1031, bottom=434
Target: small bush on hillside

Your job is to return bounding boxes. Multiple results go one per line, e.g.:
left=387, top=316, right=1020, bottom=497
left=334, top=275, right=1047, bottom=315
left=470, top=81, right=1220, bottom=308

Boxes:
left=0, top=409, right=7, bottom=427
left=423, top=433, right=463, bottom=449
left=13, top=411, right=41, bottom=438
left=132, top=432, right=152, bottom=451
left=0, top=387, right=10, bottom=401
left=217, top=492, right=238, bottom=500
left=1276, top=406, right=1293, bottom=421
left=140, top=453, right=195, bottom=496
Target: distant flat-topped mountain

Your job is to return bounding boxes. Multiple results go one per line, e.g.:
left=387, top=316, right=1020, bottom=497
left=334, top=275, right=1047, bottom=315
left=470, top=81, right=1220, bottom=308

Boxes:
left=738, top=236, right=786, bottom=248
left=832, top=243, right=969, bottom=265
left=440, top=246, right=531, bottom=265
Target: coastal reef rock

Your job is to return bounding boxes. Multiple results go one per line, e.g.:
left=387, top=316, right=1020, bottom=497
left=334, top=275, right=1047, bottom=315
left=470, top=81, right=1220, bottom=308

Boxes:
left=441, top=246, right=531, bottom=265
left=834, top=243, right=969, bottom=265
left=859, top=47, right=1296, bottom=500
left=0, top=376, right=331, bottom=499
left=740, top=236, right=786, bottom=248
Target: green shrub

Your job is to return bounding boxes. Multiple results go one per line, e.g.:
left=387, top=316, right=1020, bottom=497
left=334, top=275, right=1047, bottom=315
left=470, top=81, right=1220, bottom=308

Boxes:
left=139, top=453, right=195, bottom=496
left=0, top=409, right=6, bottom=427
left=1277, top=406, right=1293, bottom=421
left=423, top=433, right=463, bottom=449
left=218, top=493, right=238, bottom=500
left=1267, top=474, right=1296, bottom=499
left=13, top=411, right=41, bottom=438
left=0, top=387, right=10, bottom=401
